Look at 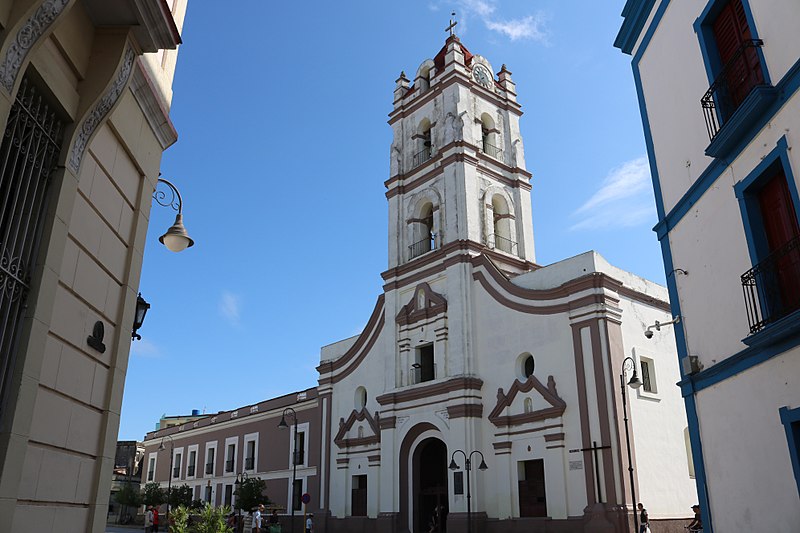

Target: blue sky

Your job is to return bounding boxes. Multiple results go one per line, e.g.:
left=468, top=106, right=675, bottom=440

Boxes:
left=118, top=0, right=657, bottom=440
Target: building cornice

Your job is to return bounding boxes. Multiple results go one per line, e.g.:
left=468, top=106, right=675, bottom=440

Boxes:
left=614, top=0, right=657, bottom=55
left=130, top=59, right=178, bottom=149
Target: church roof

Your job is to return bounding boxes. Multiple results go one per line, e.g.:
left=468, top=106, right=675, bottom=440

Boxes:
left=433, top=35, right=473, bottom=72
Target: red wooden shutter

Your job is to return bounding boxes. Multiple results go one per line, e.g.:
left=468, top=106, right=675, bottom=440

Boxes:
left=758, top=171, right=800, bottom=252
left=758, top=170, right=800, bottom=314
left=712, top=1, right=743, bottom=65
left=712, top=0, right=762, bottom=108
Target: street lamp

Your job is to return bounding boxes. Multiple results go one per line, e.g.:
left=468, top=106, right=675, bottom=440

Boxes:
left=278, top=407, right=298, bottom=533
left=234, top=471, right=249, bottom=533
left=131, top=293, right=150, bottom=340
left=153, top=177, right=194, bottom=252
left=621, top=356, right=643, bottom=533
left=448, top=449, right=488, bottom=533
left=157, top=434, right=175, bottom=529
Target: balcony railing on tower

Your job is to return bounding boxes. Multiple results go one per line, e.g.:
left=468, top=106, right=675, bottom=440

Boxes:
left=488, top=233, right=517, bottom=255
left=413, top=147, right=433, bottom=168
left=701, top=39, right=765, bottom=142
left=409, top=233, right=436, bottom=259
left=741, top=234, right=800, bottom=334
left=482, top=141, right=502, bottom=160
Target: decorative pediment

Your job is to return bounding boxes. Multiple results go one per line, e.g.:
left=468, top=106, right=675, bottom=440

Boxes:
left=488, top=375, right=566, bottom=427
left=334, top=409, right=381, bottom=448
left=396, top=283, right=448, bottom=326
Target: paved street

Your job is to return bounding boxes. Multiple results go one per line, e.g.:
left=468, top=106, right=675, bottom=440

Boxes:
left=105, top=525, right=141, bottom=533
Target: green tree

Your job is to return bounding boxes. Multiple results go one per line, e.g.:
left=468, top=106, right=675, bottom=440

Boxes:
left=190, top=498, right=205, bottom=510
left=233, top=477, right=269, bottom=513
left=194, top=503, right=233, bottom=533
left=114, top=483, right=141, bottom=523
left=168, top=505, right=189, bottom=533
left=168, top=484, right=194, bottom=509
left=142, top=482, right=166, bottom=507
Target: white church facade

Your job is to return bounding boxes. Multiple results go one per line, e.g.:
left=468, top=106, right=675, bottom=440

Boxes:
left=317, top=35, right=697, bottom=533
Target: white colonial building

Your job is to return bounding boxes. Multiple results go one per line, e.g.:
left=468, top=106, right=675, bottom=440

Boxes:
left=317, top=34, right=696, bottom=533
left=616, top=0, right=800, bottom=531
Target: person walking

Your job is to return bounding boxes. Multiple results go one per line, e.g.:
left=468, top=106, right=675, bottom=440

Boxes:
left=152, top=506, right=159, bottom=533
left=144, top=506, right=153, bottom=533
left=305, top=513, right=313, bottom=533
left=637, top=503, right=650, bottom=533
left=686, top=504, right=703, bottom=532
left=253, top=504, right=265, bottom=533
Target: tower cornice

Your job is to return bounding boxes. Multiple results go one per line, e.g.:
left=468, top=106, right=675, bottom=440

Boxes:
left=384, top=140, right=532, bottom=200
left=388, top=69, right=522, bottom=126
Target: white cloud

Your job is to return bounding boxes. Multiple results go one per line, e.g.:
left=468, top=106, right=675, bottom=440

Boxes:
left=570, top=156, right=655, bottom=231
left=452, top=0, right=550, bottom=43
left=131, top=338, right=161, bottom=358
left=486, top=15, right=548, bottom=42
left=219, top=291, right=242, bottom=326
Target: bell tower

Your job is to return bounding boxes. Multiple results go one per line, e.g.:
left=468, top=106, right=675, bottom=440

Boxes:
left=385, top=34, right=535, bottom=274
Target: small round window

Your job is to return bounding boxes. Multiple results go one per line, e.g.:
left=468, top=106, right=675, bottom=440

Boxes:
left=516, top=352, right=535, bottom=380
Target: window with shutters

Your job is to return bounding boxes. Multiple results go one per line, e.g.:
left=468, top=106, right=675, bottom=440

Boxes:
left=697, top=0, right=770, bottom=144
left=736, top=137, right=800, bottom=333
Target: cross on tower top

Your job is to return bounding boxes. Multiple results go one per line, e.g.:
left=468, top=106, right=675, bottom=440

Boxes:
left=445, top=12, right=457, bottom=37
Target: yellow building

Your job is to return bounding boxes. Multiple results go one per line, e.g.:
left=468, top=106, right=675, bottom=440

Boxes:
left=0, top=1, right=187, bottom=531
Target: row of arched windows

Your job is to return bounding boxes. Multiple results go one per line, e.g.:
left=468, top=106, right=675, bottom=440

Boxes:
left=406, top=190, right=518, bottom=261
left=411, top=112, right=503, bottom=170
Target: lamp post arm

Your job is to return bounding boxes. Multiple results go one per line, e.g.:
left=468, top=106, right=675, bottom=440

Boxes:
left=155, top=177, right=184, bottom=214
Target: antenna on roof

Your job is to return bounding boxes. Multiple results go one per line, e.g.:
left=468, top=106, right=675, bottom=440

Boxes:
left=446, top=12, right=458, bottom=37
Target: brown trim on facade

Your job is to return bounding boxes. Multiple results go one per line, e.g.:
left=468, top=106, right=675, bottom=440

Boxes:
left=493, top=422, right=563, bottom=438
left=604, top=318, right=640, bottom=506
left=492, top=441, right=513, bottom=450
left=396, top=283, right=448, bottom=326
left=475, top=270, right=610, bottom=315
left=588, top=319, right=618, bottom=505
left=446, top=403, right=483, bottom=419
left=545, top=444, right=566, bottom=449
left=544, top=432, right=565, bottom=442
left=488, top=375, right=566, bottom=427
left=333, top=409, right=381, bottom=449
left=378, top=416, right=396, bottom=430
left=376, top=376, right=483, bottom=406
left=318, top=295, right=385, bottom=374
left=384, top=145, right=532, bottom=200
left=367, top=454, right=381, bottom=463
left=571, top=322, right=595, bottom=506
left=398, top=422, right=440, bottom=533
left=388, top=70, right=522, bottom=126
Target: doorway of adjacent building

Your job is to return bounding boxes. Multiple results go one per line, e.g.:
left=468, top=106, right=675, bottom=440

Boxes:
left=518, top=459, right=547, bottom=517
left=413, top=438, right=448, bottom=532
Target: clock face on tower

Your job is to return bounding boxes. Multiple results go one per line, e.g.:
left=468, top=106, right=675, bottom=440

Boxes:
left=472, top=64, right=492, bottom=88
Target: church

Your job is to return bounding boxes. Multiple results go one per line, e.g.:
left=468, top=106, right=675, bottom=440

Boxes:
left=317, top=33, right=697, bottom=532
left=139, top=32, right=697, bottom=533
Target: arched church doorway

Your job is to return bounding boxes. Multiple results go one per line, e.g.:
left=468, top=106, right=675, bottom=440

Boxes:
left=412, top=438, right=448, bottom=532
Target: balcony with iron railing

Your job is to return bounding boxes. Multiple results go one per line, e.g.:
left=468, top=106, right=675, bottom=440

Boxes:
left=409, top=233, right=436, bottom=260
left=173, top=466, right=180, bottom=478
left=741, top=234, right=800, bottom=334
left=205, top=463, right=213, bottom=475
left=701, top=39, right=776, bottom=157
left=488, top=233, right=517, bottom=255
left=413, top=146, right=433, bottom=168
left=187, top=464, right=195, bottom=477
left=482, top=141, right=502, bottom=160
left=244, top=457, right=254, bottom=470
left=225, top=459, right=234, bottom=472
